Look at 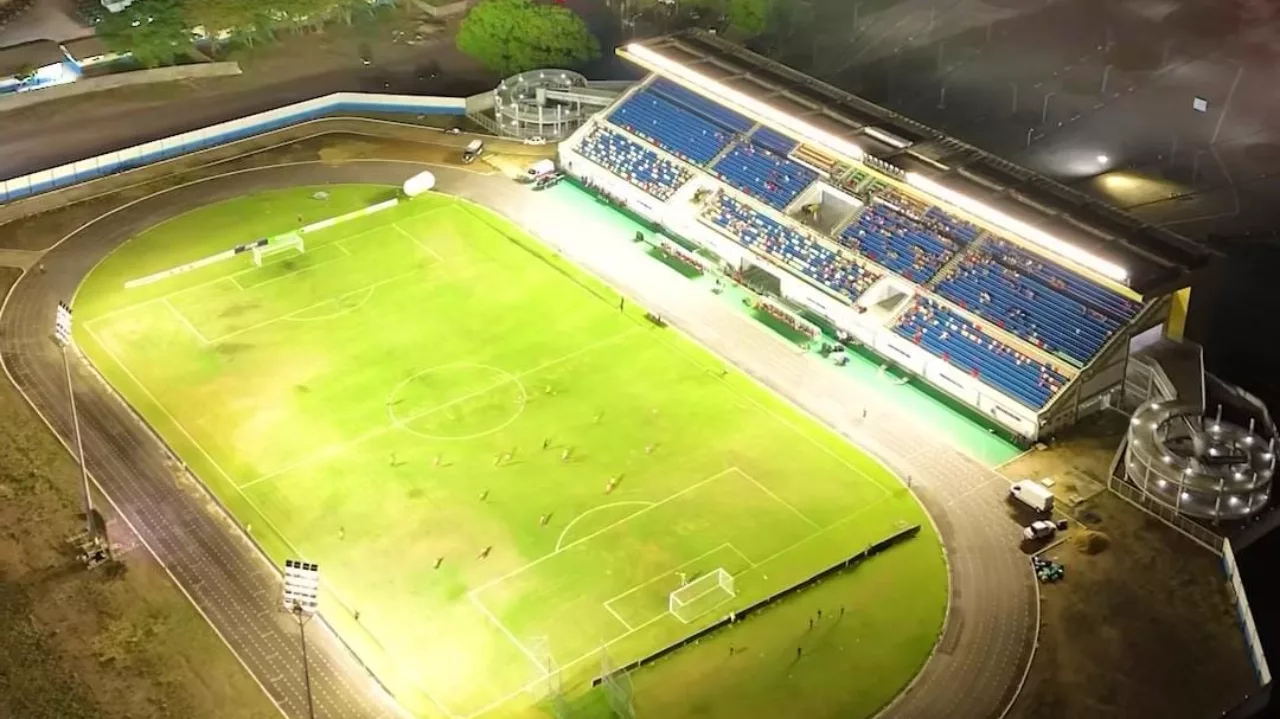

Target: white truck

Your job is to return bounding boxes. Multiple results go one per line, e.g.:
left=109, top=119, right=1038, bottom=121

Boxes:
left=523, top=158, right=556, bottom=181
left=462, top=139, right=484, bottom=164
left=1009, top=479, right=1055, bottom=513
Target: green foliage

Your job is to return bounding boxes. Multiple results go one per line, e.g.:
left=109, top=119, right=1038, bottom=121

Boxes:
left=725, top=0, right=772, bottom=38
left=456, top=0, right=600, bottom=77
left=96, top=0, right=194, bottom=68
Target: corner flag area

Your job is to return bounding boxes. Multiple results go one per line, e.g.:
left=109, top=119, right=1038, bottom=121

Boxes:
left=72, top=185, right=946, bottom=718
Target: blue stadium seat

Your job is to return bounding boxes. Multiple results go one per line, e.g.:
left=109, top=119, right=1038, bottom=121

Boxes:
left=650, top=78, right=754, bottom=133
left=712, top=143, right=817, bottom=210
left=751, top=126, right=799, bottom=155
left=839, top=201, right=973, bottom=283
left=935, top=247, right=1129, bottom=366
left=575, top=125, right=691, bottom=200
left=608, top=90, right=734, bottom=166
left=986, top=239, right=1142, bottom=321
left=895, top=298, right=1068, bottom=409
left=705, top=193, right=879, bottom=302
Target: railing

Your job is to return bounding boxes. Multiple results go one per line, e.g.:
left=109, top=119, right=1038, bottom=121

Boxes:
left=1106, top=476, right=1223, bottom=553
left=0, top=92, right=466, bottom=204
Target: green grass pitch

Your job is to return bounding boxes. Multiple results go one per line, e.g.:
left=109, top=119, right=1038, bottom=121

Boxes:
left=73, top=185, right=947, bottom=718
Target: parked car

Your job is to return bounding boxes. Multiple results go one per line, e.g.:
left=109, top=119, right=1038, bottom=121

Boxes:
left=1023, top=519, right=1069, bottom=541
left=523, top=136, right=548, bottom=146
left=533, top=172, right=565, bottom=191
left=462, top=139, right=484, bottom=164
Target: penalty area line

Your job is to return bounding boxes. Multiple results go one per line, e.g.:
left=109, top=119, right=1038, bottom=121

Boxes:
left=468, top=594, right=549, bottom=678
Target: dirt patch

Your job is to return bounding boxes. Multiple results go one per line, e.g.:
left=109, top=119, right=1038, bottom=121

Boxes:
left=0, top=268, right=276, bottom=719
left=1003, top=412, right=1257, bottom=718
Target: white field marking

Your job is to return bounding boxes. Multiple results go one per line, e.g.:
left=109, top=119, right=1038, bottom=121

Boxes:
left=204, top=269, right=419, bottom=344
left=392, top=222, right=444, bottom=261
left=602, top=542, right=751, bottom=610
left=162, top=298, right=210, bottom=344
left=282, top=285, right=377, bottom=323
left=229, top=247, right=348, bottom=292
left=237, top=329, right=640, bottom=490
left=554, top=501, right=655, bottom=552
left=468, top=468, right=738, bottom=599
left=647, top=328, right=896, bottom=498
left=83, top=323, right=307, bottom=560
left=384, top=364, right=528, bottom=442
left=739, top=493, right=892, bottom=574
left=468, top=593, right=549, bottom=678
left=734, top=467, right=821, bottom=529
left=459, top=611, right=673, bottom=719
left=603, top=602, right=635, bottom=632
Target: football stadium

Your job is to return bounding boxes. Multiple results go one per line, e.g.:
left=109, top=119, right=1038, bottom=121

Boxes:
left=3, top=26, right=1257, bottom=719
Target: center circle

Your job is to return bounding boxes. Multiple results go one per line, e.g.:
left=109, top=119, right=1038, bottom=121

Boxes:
left=386, top=364, right=527, bottom=440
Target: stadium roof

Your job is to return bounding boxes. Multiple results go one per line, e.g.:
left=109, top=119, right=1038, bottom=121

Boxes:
left=621, top=30, right=1217, bottom=297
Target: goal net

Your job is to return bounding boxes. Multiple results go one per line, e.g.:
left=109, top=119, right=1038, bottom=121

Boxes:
left=669, top=567, right=736, bottom=624
left=252, top=233, right=305, bottom=266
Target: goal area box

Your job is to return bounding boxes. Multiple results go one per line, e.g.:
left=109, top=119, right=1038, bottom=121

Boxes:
left=668, top=568, right=736, bottom=624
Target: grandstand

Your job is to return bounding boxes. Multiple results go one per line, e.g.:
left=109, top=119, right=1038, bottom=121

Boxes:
left=558, top=30, right=1215, bottom=443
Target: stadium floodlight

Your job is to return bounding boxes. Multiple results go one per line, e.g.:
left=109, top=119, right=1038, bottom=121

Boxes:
left=903, top=172, right=1130, bottom=282
left=52, top=302, right=102, bottom=550
left=623, top=44, right=865, bottom=163
left=282, top=559, right=320, bottom=719
left=669, top=568, right=736, bottom=624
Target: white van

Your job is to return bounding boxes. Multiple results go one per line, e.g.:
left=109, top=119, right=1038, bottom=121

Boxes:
left=462, top=139, right=484, bottom=164
left=524, top=159, right=556, bottom=181
left=1009, top=480, right=1055, bottom=513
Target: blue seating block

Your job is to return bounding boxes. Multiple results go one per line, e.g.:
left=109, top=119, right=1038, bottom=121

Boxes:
left=935, top=252, right=1125, bottom=366
left=751, top=126, right=799, bottom=155
left=609, top=90, right=733, bottom=166
left=895, top=298, right=1068, bottom=409
left=987, top=239, right=1141, bottom=321
left=712, top=143, right=817, bottom=210
left=650, top=78, right=754, bottom=133
left=576, top=125, right=690, bottom=200
left=706, top=193, right=879, bottom=302
left=840, top=202, right=969, bottom=283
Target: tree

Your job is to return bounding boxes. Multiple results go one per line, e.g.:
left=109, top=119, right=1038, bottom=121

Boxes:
left=456, top=0, right=600, bottom=77
left=725, top=0, right=772, bottom=38
left=96, top=0, right=194, bottom=67
left=182, top=0, right=276, bottom=48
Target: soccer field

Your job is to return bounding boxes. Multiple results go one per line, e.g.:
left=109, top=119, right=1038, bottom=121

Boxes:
left=73, top=185, right=946, bottom=718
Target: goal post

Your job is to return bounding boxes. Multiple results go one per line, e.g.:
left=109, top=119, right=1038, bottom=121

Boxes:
left=252, top=232, right=305, bottom=266
left=668, top=567, right=736, bottom=624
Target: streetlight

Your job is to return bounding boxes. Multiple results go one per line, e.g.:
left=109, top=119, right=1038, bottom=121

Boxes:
left=1096, top=153, right=1110, bottom=166
left=53, top=301, right=106, bottom=564
left=283, top=559, right=321, bottom=719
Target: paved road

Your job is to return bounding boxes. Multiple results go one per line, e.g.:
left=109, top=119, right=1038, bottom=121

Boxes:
left=0, top=157, right=1037, bottom=719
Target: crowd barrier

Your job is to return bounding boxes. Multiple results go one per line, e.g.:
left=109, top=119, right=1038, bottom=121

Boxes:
left=0, top=92, right=466, bottom=205
left=593, top=523, right=921, bottom=686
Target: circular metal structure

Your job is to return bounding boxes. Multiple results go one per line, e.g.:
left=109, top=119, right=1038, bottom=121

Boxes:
left=1126, top=399, right=1274, bottom=520
left=492, top=68, right=591, bottom=141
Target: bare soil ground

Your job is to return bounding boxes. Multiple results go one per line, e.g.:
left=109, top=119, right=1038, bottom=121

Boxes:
left=0, top=268, right=278, bottom=719
left=1004, top=411, right=1257, bottom=719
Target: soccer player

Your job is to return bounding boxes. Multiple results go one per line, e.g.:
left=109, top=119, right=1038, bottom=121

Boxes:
left=338, top=526, right=345, bottom=541
left=539, top=513, right=551, bottom=526
left=479, top=490, right=489, bottom=502
left=542, top=437, right=551, bottom=450
left=434, top=556, right=444, bottom=570
left=561, top=447, right=572, bottom=462
left=479, top=545, right=493, bottom=559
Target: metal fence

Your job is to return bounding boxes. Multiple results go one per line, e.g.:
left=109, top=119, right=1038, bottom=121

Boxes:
left=1106, top=476, right=1224, bottom=554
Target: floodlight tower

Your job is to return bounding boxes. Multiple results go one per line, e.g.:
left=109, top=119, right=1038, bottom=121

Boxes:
left=282, top=559, right=321, bottom=719
left=53, top=301, right=100, bottom=545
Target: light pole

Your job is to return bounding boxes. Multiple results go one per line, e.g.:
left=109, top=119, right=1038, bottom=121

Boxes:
left=53, top=301, right=98, bottom=543
left=283, top=559, right=321, bottom=719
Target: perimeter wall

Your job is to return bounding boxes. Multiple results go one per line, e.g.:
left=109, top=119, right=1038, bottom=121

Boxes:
left=0, top=91, right=467, bottom=204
